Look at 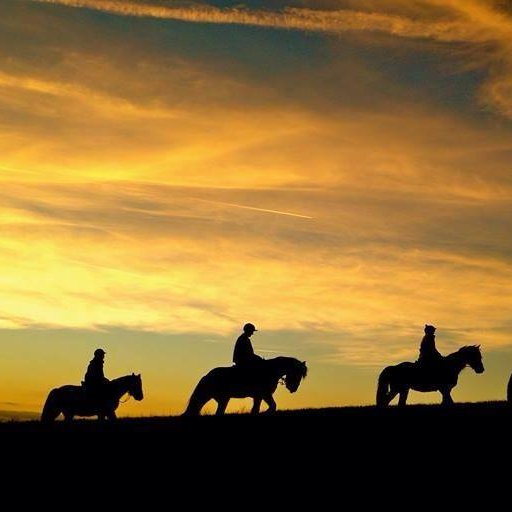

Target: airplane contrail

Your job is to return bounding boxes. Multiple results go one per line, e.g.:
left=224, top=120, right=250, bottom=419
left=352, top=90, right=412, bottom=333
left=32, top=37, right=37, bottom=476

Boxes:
left=193, top=198, right=313, bottom=219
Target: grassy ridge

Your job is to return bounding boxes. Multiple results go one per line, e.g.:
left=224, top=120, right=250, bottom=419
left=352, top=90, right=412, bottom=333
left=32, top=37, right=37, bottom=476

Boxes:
left=2, top=401, right=509, bottom=435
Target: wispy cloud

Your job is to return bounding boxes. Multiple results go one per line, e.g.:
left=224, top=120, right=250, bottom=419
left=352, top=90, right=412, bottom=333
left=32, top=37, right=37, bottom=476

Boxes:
left=0, top=181, right=510, bottom=358
left=29, top=0, right=512, bottom=119
left=27, top=0, right=498, bottom=42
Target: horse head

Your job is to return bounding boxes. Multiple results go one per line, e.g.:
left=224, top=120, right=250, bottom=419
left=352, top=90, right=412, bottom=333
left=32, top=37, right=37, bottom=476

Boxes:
left=127, top=373, right=144, bottom=401
left=283, top=360, right=308, bottom=393
left=459, top=345, right=484, bottom=374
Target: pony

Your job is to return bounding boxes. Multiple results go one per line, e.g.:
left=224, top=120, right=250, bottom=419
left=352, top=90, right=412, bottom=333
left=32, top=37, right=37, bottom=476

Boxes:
left=41, top=373, right=143, bottom=422
left=184, top=357, right=307, bottom=415
left=376, top=345, right=483, bottom=406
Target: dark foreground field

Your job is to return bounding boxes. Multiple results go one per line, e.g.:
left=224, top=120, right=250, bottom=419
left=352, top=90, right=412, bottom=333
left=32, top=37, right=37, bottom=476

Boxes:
left=4, top=402, right=510, bottom=488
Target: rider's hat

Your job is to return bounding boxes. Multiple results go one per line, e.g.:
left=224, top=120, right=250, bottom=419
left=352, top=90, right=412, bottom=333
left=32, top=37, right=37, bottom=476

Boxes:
left=243, top=323, right=257, bottom=333
left=94, top=348, right=106, bottom=357
left=424, top=324, right=436, bottom=334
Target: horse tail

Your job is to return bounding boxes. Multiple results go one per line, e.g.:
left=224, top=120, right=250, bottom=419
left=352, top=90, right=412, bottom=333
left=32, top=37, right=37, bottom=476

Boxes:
left=41, top=388, right=61, bottom=423
left=376, top=367, right=393, bottom=407
left=183, top=375, right=212, bottom=416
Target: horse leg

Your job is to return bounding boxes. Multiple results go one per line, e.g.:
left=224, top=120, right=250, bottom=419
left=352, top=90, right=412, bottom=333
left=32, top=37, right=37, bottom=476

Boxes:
left=386, top=388, right=399, bottom=406
left=107, top=411, right=117, bottom=421
left=215, top=397, right=229, bottom=416
left=441, top=389, right=454, bottom=406
left=263, top=394, right=277, bottom=414
left=63, top=412, right=74, bottom=422
left=398, top=389, right=409, bottom=407
left=251, top=398, right=262, bottom=415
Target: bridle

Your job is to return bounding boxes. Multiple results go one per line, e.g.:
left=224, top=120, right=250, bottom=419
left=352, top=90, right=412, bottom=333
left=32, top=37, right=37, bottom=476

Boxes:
left=119, top=393, right=131, bottom=404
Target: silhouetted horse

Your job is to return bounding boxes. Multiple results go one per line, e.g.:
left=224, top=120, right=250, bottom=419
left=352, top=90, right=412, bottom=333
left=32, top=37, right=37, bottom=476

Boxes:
left=184, top=357, right=307, bottom=415
left=376, top=345, right=483, bottom=406
left=41, top=374, right=143, bottom=422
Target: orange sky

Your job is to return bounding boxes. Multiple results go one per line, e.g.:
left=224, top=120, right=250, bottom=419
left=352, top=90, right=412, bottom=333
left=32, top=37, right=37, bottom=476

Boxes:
left=0, top=0, right=512, bottom=416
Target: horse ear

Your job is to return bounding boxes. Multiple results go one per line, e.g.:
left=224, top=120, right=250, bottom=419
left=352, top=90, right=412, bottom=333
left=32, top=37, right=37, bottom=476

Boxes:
left=302, top=361, right=306, bottom=365
left=137, top=373, right=141, bottom=377
left=476, top=344, right=481, bottom=349
left=132, top=372, right=135, bottom=376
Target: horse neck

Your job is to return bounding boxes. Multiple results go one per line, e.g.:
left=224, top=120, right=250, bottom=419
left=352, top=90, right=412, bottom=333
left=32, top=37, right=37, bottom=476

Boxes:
left=267, top=357, right=296, bottom=378
left=445, top=352, right=468, bottom=373
left=110, top=376, right=132, bottom=400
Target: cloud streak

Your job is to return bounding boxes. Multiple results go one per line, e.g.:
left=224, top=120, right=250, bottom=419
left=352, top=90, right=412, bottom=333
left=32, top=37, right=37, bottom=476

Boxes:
left=29, top=0, right=512, bottom=119
left=28, top=0, right=497, bottom=42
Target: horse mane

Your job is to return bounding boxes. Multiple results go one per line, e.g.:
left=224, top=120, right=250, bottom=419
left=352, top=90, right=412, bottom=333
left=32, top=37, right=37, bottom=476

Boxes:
left=443, top=345, right=481, bottom=363
left=110, top=374, right=138, bottom=385
left=457, top=345, right=481, bottom=354
left=441, top=345, right=481, bottom=362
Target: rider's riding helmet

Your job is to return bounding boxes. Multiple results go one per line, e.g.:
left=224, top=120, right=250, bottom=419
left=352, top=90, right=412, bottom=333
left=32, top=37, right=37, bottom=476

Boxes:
left=94, top=348, right=106, bottom=357
left=243, top=323, right=257, bottom=333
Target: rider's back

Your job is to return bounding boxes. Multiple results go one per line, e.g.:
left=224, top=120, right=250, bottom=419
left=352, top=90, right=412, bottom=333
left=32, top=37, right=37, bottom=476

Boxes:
left=233, top=333, right=255, bottom=366
left=418, top=326, right=442, bottom=367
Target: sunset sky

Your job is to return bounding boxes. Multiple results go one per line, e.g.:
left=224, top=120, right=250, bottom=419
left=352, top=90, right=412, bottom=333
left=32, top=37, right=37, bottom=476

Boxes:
left=1, top=0, right=512, bottom=416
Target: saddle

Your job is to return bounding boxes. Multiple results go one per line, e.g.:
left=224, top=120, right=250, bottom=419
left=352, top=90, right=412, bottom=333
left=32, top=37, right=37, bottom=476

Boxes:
left=80, top=381, right=109, bottom=403
left=415, top=357, right=446, bottom=384
left=232, top=361, right=266, bottom=385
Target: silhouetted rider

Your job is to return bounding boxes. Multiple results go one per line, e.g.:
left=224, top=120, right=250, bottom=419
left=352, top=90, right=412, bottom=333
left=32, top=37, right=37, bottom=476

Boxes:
left=233, top=323, right=263, bottom=367
left=417, top=324, right=443, bottom=368
left=83, top=348, right=109, bottom=400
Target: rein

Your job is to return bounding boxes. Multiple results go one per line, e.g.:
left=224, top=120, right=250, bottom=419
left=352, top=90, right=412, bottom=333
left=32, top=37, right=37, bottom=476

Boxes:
left=110, top=376, right=138, bottom=404
left=112, top=378, right=133, bottom=404
left=118, top=393, right=131, bottom=404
